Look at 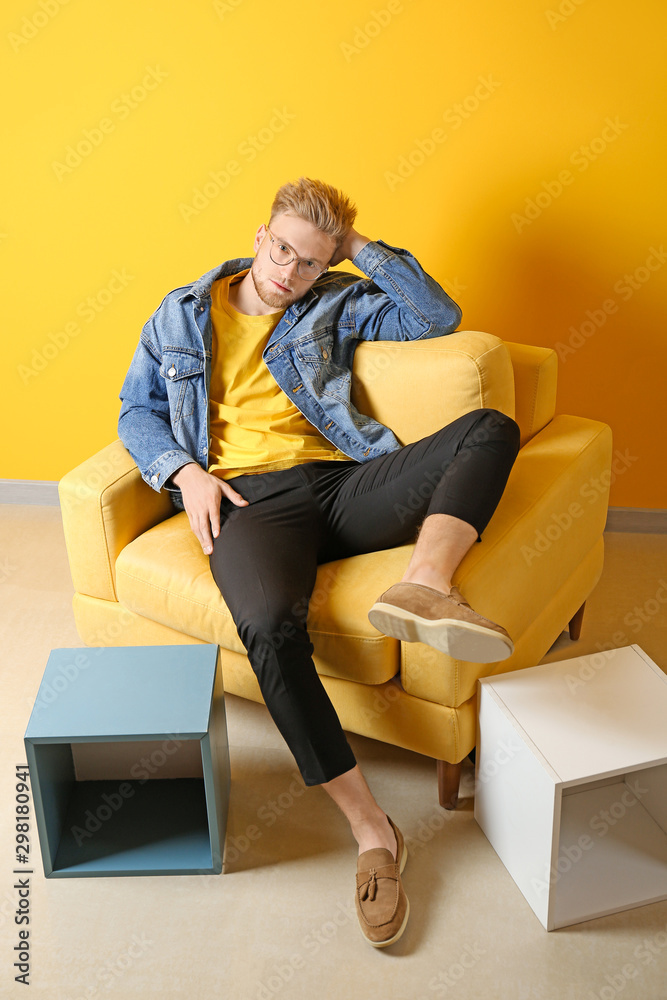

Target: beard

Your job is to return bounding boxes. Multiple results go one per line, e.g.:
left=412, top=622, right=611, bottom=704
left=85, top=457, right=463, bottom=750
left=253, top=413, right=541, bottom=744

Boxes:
left=250, top=258, right=304, bottom=310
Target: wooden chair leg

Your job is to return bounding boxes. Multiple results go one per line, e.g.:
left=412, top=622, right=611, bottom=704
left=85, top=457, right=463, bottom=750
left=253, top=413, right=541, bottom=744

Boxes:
left=569, top=601, right=586, bottom=641
left=437, top=759, right=461, bottom=810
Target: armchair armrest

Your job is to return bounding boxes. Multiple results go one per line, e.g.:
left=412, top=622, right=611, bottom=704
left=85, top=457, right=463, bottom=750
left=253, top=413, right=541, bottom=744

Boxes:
left=59, top=439, right=176, bottom=602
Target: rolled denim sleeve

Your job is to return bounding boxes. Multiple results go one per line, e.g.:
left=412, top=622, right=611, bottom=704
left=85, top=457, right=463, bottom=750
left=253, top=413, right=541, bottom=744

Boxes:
left=347, top=240, right=462, bottom=341
left=118, top=323, right=197, bottom=492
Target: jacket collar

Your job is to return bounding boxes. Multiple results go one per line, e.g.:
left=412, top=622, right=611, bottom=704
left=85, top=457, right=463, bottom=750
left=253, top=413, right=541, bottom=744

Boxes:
left=178, top=258, right=254, bottom=302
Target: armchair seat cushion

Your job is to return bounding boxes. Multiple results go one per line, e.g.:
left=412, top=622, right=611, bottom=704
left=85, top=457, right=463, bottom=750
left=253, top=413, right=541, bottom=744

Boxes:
left=115, top=512, right=407, bottom=686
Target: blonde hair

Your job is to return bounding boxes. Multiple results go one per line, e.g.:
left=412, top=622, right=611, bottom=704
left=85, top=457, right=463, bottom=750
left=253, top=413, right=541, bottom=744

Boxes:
left=269, top=177, right=357, bottom=246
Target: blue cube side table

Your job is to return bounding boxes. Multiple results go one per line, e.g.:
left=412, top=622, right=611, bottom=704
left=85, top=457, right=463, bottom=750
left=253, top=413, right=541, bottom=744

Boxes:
left=24, top=644, right=230, bottom=878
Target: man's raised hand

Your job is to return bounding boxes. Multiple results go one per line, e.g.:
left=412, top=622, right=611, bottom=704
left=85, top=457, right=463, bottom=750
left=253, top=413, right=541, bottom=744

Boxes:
left=328, top=228, right=371, bottom=267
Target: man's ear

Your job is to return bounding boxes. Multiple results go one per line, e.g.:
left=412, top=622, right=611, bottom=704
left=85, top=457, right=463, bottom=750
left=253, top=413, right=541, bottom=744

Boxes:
left=253, top=223, right=267, bottom=254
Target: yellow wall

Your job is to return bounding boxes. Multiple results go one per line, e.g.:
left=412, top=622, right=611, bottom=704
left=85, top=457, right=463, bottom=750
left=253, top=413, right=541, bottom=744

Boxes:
left=3, top=0, right=665, bottom=507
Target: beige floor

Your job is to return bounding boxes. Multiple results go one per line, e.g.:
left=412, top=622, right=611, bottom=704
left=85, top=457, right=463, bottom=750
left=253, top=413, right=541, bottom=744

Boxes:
left=1, top=505, right=666, bottom=1000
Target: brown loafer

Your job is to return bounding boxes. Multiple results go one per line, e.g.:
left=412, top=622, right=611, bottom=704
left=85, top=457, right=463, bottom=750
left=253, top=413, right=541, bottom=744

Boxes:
left=355, top=817, right=409, bottom=948
left=368, top=582, right=514, bottom=662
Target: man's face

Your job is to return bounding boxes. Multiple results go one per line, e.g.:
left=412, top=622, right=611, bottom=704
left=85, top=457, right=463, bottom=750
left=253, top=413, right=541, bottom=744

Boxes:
left=250, top=213, right=336, bottom=311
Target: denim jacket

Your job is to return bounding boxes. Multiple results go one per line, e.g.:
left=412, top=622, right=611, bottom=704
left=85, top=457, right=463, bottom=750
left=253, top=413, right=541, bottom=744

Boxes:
left=118, top=240, right=462, bottom=507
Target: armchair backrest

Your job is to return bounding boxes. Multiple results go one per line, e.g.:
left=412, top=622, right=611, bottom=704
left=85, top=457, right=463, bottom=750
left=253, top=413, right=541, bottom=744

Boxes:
left=351, top=331, right=557, bottom=448
left=504, top=341, right=558, bottom=446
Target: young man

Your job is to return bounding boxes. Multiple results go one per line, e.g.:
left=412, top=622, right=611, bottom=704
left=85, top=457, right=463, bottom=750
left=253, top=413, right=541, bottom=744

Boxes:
left=118, top=177, right=520, bottom=947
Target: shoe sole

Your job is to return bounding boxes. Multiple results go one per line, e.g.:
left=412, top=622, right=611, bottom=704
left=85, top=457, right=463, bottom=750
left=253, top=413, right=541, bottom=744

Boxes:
left=368, top=603, right=513, bottom=662
left=360, top=841, right=410, bottom=949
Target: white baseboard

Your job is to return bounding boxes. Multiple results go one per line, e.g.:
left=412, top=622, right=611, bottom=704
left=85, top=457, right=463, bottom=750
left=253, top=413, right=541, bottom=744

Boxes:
left=0, top=480, right=60, bottom=505
left=1, top=480, right=666, bottom=532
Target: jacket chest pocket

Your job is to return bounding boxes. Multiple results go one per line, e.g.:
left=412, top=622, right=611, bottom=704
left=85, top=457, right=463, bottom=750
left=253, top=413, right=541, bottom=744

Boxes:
left=294, top=339, right=351, bottom=402
left=160, top=350, right=205, bottom=423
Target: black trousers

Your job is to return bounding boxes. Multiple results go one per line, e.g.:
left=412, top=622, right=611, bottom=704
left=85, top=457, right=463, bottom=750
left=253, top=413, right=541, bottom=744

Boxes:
left=209, top=408, right=520, bottom=786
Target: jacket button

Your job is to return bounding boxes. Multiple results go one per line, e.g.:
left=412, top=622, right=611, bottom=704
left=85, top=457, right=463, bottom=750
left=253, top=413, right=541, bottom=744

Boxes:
left=151, top=475, right=159, bottom=484
left=168, top=366, right=176, bottom=377
left=322, top=349, right=328, bottom=359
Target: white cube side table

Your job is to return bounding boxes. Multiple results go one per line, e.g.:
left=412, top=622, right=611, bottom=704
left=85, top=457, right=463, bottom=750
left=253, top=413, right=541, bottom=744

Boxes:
left=24, top=644, right=230, bottom=878
left=474, top=645, right=667, bottom=930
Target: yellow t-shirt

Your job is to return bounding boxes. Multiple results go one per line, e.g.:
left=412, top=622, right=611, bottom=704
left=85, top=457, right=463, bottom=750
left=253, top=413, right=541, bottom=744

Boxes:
left=207, top=270, right=350, bottom=479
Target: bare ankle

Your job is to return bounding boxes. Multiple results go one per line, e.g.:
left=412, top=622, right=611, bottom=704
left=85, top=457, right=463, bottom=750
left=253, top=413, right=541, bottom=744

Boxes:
left=354, top=813, right=396, bottom=856
left=401, top=568, right=452, bottom=594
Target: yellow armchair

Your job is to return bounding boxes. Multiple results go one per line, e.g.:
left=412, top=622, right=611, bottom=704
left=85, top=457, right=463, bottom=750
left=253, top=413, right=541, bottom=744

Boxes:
left=59, top=332, right=612, bottom=806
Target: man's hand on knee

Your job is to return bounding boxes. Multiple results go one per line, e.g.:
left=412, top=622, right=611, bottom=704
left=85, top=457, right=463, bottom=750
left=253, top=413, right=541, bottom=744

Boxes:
left=171, top=462, right=248, bottom=555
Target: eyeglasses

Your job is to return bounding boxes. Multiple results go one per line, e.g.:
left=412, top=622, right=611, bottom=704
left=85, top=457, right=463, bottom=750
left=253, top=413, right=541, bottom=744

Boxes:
left=265, top=227, right=329, bottom=281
